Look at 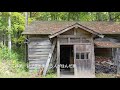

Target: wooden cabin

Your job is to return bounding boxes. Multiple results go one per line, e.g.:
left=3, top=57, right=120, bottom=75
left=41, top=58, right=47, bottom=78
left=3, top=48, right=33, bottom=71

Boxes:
left=22, top=21, right=120, bottom=78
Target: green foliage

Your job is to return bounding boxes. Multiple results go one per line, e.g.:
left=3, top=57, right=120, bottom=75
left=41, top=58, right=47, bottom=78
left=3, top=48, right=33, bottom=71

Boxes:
left=0, top=45, right=27, bottom=73
left=42, top=69, right=57, bottom=78
left=11, top=12, right=25, bottom=32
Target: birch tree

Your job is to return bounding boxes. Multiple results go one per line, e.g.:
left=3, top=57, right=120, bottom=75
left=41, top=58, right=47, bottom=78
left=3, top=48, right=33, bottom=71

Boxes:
left=8, top=12, right=11, bottom=51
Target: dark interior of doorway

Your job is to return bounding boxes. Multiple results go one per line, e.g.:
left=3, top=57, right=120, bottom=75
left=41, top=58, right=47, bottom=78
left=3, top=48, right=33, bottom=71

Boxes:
left=60, top=45, right=74, bottom=75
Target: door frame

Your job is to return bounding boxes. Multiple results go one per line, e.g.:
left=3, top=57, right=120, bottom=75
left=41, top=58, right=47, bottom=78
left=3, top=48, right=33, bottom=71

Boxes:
left=56, top=37, right=94, bottom=77
left=56, top=36, right=76, bottom=77
left=58, top=44, right=75, bottom=76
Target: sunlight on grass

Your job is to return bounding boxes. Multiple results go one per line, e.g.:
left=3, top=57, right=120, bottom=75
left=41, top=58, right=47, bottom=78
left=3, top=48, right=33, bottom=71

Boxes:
left=96, top=73, right=116, bottom=78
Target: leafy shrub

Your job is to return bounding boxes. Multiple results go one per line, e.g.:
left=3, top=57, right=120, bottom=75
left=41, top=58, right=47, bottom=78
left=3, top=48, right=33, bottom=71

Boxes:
left=0, top=45, right=27, bottom=74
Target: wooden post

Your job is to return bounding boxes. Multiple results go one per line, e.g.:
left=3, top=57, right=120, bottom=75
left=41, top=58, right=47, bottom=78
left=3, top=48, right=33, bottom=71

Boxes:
left=91, top=36, right=95, bottom=77
left=116, top=48, right=120, bottom=74
left=57, top=37, right=60, bottom=77
left=74, top=28, right=77, bottom=35
left=74, top=45, right=77, bottom=77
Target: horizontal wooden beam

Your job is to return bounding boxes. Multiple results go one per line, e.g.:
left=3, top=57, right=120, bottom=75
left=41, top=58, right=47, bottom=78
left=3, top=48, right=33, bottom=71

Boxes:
left=60, top=43, right=92, bottom=45
left=58, top=35, right=90, bottom=38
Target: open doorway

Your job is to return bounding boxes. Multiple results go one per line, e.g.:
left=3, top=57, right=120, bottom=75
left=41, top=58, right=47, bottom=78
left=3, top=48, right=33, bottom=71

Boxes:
left=60, top=45, right=74, bottom=75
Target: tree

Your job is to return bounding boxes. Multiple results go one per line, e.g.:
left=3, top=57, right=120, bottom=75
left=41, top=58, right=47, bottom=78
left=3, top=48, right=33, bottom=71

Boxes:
left=8, top=12, right=11, bottom=51
left=25, top=12, right=28, bottom=62
left=25, top=12, right=28, bottom=27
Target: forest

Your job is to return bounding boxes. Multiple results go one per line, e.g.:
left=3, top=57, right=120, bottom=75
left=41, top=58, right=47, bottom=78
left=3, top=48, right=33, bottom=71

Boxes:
left=0, top=12, right=120, bottom=78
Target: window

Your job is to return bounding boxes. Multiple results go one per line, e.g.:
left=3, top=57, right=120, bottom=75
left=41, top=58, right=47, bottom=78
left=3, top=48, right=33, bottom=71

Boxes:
left=76, top=53, right=79, bottom=59
left=86, top=53, right=89, bottom=59
left=76, top=52, right=89, bottom=60
left=81, top=53, right=84, bottom=59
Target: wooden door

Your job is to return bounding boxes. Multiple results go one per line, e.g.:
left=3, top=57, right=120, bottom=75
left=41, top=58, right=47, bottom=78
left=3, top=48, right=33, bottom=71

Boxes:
left=74, top=44, right=92, bottom=77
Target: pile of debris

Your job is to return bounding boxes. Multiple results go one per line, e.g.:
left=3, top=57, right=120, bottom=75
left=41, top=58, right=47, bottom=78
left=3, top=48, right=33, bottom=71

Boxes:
left=95, top=56, right=117, bottom=74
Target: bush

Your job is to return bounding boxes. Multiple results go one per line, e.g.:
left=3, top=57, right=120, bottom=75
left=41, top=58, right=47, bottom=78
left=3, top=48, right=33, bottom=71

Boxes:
left=0, top=45, right=27, bottom=74
left=0, top=45, right=56, bottom=78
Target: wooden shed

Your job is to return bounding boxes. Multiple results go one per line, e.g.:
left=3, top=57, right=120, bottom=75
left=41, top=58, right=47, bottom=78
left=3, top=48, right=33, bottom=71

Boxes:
left=22, top=21, right=120, bottom=78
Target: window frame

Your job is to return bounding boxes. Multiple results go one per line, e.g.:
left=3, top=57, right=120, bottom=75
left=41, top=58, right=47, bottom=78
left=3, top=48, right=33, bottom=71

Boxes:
left=75, top=52, right=90, bottom=60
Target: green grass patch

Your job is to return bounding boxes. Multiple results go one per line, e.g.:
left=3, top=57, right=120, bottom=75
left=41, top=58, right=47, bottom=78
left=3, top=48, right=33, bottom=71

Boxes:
left=96, top=73, right=116, bottom=78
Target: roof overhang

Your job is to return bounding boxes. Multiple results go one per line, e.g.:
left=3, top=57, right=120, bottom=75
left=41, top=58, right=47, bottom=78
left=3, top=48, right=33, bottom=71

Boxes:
left=94, top=38, right=120, bottom=48
left=49, top=23, right=103, bottom=38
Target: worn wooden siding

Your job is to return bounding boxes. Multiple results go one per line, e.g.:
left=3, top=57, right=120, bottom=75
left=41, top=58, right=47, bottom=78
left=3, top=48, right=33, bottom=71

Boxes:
left=58, top=27, right=95, bottom=77
left=28, top=36, right=52, bottom=71
left=116, top=48, right=120, bottom=74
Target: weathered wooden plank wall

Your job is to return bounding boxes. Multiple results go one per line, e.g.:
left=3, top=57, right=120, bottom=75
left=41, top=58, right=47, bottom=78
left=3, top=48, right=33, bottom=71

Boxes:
left=58, top=27, right=95, bottom=77
left=28, top=36, right=52, bottom=71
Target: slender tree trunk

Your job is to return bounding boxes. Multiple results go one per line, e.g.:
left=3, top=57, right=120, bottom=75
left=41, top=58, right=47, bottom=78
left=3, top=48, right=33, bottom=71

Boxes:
left=67, top=12, right=70, bottom=21
left=96, top=12, right=102, bottom=21
left=8, top=12, right=11, bottom=51
left=30, top=12, right=32, bottom=18
left=25, top=12, right=28, bottom=62
left=3, top=30, right=5, bottom=45
left=25, top=12, right=28, bottom=27
left=108, top=12, right=113, bottom=22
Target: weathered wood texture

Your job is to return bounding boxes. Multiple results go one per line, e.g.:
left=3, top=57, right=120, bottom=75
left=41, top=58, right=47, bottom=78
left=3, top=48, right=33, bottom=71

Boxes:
left=74, top=44, right=93, bottom=77
left=28, top=36, right=52, bottom=71
left=59, top=28, right=92, bottom=45
left=115, top=48, right=120, bottom=74
left=59, top=28, right=94, bottom=77
left=57, top=37, right=60, bottom=77
left=43, top=39, right=57, bottom=75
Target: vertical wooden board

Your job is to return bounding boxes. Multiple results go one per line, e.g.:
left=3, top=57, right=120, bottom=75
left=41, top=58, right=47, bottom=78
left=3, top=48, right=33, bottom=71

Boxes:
left=91, top=38, right=95, bottom=75
left=86, top=45, right=91, bottom=52
left=57, top=37, right=60, bottom=77
left=74, top=44, right=93, bottom=77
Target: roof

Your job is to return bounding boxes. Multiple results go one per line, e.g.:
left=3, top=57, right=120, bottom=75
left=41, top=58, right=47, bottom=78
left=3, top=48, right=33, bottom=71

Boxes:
left=22, top=21, right=120, bottom=35
left=94, top=41, right=120, bottom=48
left=49, top=23, right=100, bottom=38
left=94, top=38, right=120, bottom=48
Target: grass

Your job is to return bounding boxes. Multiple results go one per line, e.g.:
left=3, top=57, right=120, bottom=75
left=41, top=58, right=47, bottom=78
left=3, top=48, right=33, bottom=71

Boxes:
left=95, top=73, right=116, bottom=78
left=0, top=59, right=57, bottom=78
left=0, top=69, right=57, bottom=78
left=0, top=45, right=58, bottom=78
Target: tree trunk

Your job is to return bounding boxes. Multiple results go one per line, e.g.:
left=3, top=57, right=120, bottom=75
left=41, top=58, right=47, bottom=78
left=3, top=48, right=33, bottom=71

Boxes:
left=8, top=12, right=11, bottom=51
left=30, top=12, right=32, bottom=18
left=108, top=12, right=113, bottom=22
left=25, top=12, right=28, bottom=27
left=96, top=12, right=102, bottom=21
left=25, top=12, right=28, bottom=62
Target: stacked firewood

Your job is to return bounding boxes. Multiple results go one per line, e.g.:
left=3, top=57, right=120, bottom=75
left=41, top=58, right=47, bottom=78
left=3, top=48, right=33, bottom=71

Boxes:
left=95, top=56, right=117, bottom=74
